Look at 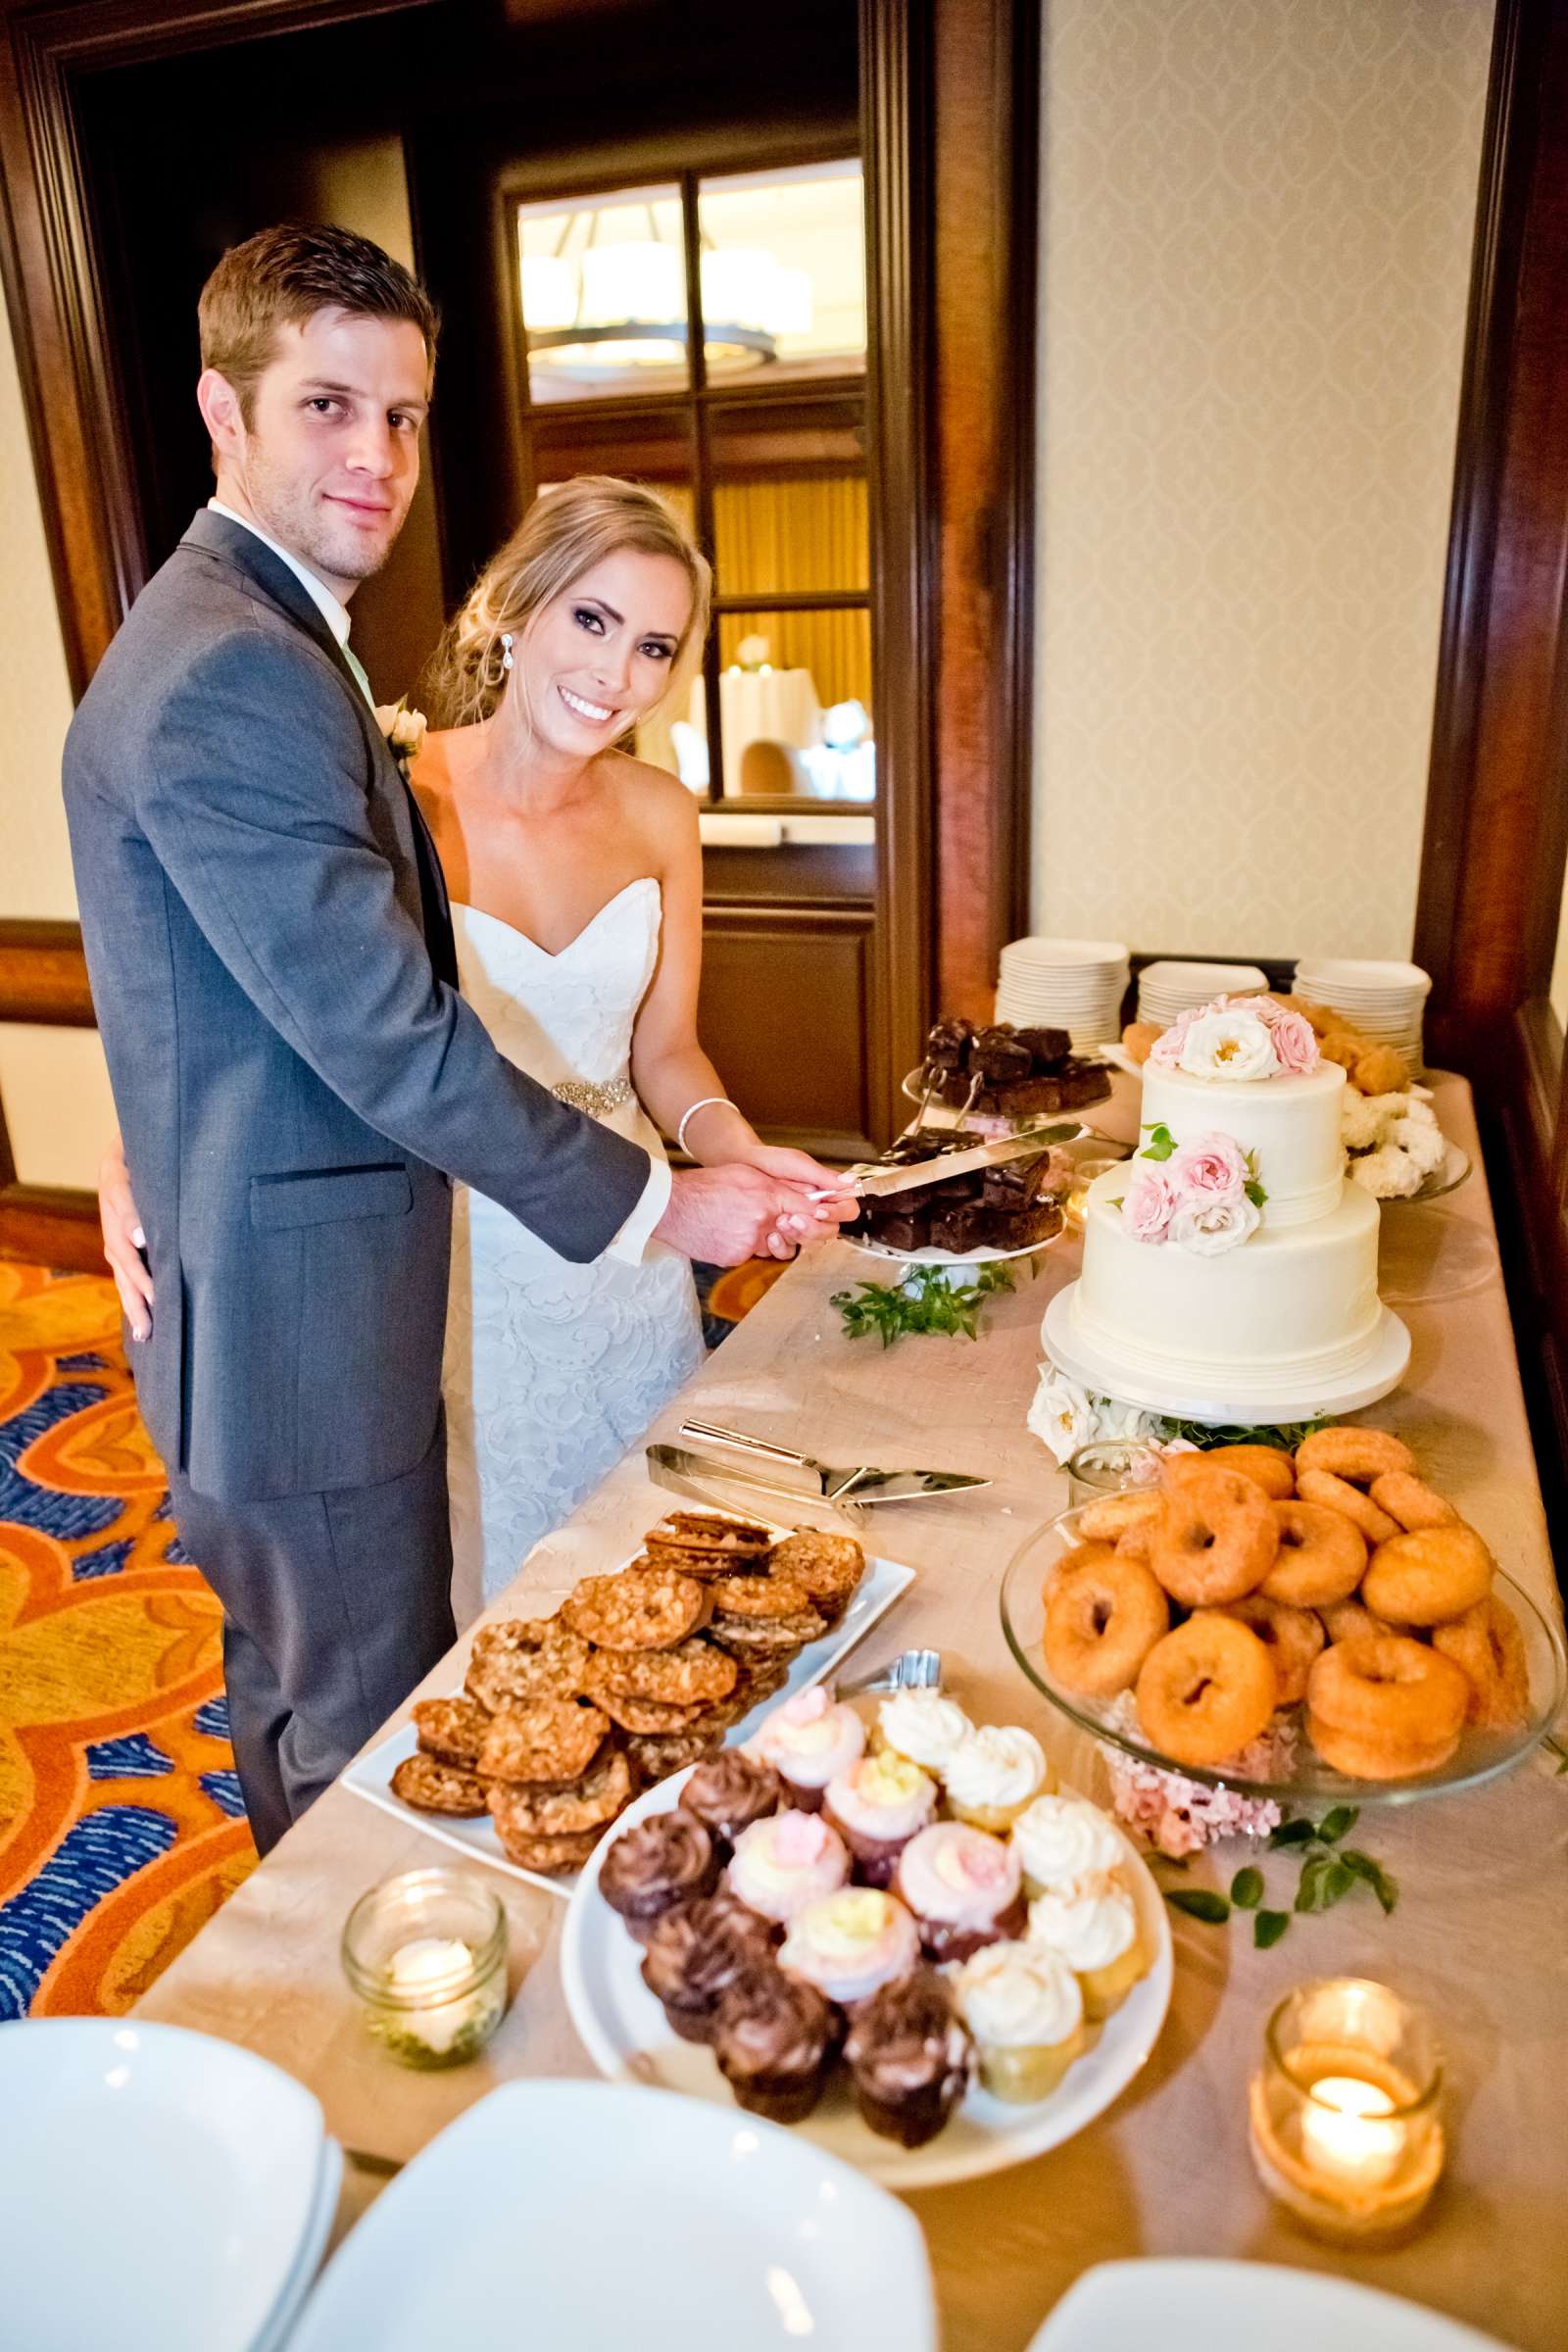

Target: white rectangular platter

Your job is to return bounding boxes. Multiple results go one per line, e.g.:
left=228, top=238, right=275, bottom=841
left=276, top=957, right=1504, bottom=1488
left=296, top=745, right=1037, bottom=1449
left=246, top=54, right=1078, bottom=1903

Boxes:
left=343, top=1547, right=916, bottom=1898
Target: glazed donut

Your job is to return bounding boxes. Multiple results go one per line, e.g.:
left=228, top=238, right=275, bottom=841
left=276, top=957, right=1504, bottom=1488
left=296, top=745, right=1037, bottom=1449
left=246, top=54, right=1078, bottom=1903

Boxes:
left=1115, top=1518, right=1155, bottom=1562
left=1043, top=1552, right=1170, bottom=1696
left=1296, top=1427, right=1417, bottom=1488
left=1362, top=1526, right=1494, bottom=1628
left=1208, top=1593, right=1325, bottom=1707
left=1319, top=1597, right=1399, bottom=1646
left=1164, top=1445, right=1295, bottom=1501
left=1078, top=1490, right=1164, bottom=1544
left=1135, top=1617, right=1278, bottom=1767
left=1432, top=1596, right=1531, bottom=1730
left=1049, top=1541, right=1123, bottom=1588
left=1368, top=1472, right=1459, bottom=1534
left=1260, top=1500, right=1367, bottom=1608
left=1307, top=1635, right=1469, bottom=1749
left=1297, top=1468, right=1401, bottom=1546
left=1148, top=1468, right=1280, bottom=1606
left=1306, top=1714, right=1462, bottom=1781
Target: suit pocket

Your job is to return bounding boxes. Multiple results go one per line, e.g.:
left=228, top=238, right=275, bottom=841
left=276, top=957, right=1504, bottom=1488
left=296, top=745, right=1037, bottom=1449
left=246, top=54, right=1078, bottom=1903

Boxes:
left=249, top=1163, right=413, bottom=1231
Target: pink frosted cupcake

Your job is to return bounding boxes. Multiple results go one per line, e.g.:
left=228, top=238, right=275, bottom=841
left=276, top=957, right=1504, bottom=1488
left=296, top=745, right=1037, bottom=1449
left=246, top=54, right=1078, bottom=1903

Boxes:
left=895, top=1822, right=1025, bottom=1963
left=822, top=1750, right=939, bottom=1887
left=779, top=1888, right=921, bottom=2009
left=726, top=1807, right=850, bottom=1928
left=745, top=1687, right=865, bottom=1811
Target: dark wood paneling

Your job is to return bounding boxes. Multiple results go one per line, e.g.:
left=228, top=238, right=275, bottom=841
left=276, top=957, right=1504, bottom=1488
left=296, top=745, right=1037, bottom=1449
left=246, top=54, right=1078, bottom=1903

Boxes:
left=0, top=1183, right=106, bottom=1273
left=0, top=919, right=94, bottom=1023
left=698, top=905, right=876, bottom=1160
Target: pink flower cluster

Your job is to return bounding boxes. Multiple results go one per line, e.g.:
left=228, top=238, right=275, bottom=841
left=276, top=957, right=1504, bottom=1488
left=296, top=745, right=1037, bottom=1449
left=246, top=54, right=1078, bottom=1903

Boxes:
left=1148, top=992, right=1319, bottom=1078
left=1121, top=1130, right=1252, bottom=1246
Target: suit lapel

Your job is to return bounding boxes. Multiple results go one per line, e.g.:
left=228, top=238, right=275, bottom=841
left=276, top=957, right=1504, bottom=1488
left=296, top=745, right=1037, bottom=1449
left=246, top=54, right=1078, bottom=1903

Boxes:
left=179, top=510, right=458, bottom=986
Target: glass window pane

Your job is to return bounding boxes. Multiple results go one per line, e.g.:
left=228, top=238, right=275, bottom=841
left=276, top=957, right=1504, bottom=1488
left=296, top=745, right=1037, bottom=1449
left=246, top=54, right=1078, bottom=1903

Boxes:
left=517, top=184, right=688, bottom=404
left=711, top=443, right=868, bottom=599
left=696, top=159, right=866, bottom=383
left=695, top=607, right=873, bottom=800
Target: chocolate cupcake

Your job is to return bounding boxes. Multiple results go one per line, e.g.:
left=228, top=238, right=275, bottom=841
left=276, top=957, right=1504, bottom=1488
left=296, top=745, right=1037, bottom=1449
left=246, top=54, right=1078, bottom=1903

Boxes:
left=713, top=1963, right=841, bottom=2124
left=844, top=1965, right=974, bottom=2147
left=678, top=1749, right=782, bottom=1855
left=640, top=1891, right=775, bottom=2044
left=599, top=1811, right=719, bottom=1944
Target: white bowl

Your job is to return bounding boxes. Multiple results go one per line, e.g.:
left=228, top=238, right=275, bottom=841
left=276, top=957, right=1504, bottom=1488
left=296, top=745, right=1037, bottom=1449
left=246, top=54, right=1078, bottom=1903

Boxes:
left=1028, top=2259, right=1511, bottom=2352
left=286, top=2081, right=938, bottom=2351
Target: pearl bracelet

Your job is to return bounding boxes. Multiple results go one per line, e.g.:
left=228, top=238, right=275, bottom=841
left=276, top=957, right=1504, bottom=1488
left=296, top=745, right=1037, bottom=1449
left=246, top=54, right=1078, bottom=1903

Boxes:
left=675, top=1095, right=734, bottom=1155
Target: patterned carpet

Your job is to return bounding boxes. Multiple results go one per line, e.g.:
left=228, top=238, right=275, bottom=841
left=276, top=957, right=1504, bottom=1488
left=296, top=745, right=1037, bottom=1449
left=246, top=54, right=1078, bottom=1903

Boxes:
left=0, top=1251, right=785, bottom=2019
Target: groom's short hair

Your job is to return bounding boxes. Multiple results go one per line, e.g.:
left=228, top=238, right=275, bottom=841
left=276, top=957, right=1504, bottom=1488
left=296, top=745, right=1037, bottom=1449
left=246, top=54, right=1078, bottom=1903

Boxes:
left=199, top=222, right=440, bottom=422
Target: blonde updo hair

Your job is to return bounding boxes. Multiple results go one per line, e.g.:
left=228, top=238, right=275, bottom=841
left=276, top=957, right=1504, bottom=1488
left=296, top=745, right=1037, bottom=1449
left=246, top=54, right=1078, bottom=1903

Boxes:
left=428, top=474, right=710, bottom=729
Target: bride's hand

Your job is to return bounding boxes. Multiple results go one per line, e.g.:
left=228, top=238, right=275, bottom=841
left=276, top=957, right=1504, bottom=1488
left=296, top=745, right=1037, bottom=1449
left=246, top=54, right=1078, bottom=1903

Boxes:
left=99, top=1136, right=154, bottom=1342
left=744, top=1146, right=859, bottom=1249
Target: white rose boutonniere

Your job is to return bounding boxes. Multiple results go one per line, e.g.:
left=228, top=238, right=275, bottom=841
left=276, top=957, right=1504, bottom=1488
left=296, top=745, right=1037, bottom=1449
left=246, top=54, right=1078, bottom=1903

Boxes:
left=374, top=697, right=428, bottom=778
left=1177, top=1007, right=1278, bottom=1083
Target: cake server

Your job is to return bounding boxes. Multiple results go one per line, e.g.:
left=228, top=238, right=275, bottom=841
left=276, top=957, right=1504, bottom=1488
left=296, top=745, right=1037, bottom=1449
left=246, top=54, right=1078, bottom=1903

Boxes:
left=849, top=1119, right=1082, bottom=1200
left=656, top=1420, right=991, bottom=1504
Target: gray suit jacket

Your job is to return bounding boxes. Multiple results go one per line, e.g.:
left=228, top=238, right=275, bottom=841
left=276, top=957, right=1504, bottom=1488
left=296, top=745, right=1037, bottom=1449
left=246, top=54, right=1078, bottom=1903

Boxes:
left=64, top=509, right=651, bottom=1503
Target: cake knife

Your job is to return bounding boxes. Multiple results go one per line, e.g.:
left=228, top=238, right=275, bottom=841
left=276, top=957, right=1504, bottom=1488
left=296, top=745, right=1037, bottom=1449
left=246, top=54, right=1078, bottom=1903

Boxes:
left=648, top=1429, right=990, bottom=1506
left=848, top=1119, right=1083, bottom=1200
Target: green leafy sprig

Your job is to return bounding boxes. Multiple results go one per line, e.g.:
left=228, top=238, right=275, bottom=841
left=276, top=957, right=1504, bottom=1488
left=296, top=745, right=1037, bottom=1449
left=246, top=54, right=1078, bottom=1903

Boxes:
left=1161, top=1806, right=1396, bottom=1948
left=1152, top=1416, right=1326, bottom=1451
left=831, top=1261, right=1014, bottom=1348
left=1140, top=1121, right=1177, bottom=1161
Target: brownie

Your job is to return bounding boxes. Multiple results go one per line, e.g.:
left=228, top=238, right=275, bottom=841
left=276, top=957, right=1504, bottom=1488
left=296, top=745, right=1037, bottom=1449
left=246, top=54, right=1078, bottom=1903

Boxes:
left=985, top=1199, right=1063, bottom=1249
left=928, top=1203, right=991, bottom=1253
left=1011, top=1024, right=1070, bottom=1066
left=844, top=1966, right=974, bottom=2148
left=980, top=1152, right=1052, bottom=1209
left=866, top=1209, right=930, bottom=1252
left=923, top=1017, right=973, bottom=1071
left=713, top=1965, right=841, bottom=2124
left=971, top=1026, right=1033, bottom=1083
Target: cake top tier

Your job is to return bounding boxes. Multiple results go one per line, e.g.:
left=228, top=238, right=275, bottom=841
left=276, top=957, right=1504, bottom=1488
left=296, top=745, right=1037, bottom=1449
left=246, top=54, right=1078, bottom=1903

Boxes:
left=1137, top=1058, right=1347, bottom=1231
left=1148, top=994, right=1320, bottom=1084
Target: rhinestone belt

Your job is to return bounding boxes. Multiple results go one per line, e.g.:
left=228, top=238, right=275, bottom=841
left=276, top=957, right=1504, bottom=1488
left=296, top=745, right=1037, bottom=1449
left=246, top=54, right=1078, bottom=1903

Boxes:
left=551, top=1072, right=635, bottom=1118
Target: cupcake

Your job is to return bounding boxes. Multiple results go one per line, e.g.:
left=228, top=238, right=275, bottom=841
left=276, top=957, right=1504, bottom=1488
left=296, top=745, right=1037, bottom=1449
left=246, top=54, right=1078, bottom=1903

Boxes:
left=895, top=1822, right=1026, bottom=1962
left=1026, top=1878, right=1146, bottom=2020
left=779, top=1888, right=921, bottom=2008
left=821, top=1750, right=938, bottom=1886
left=599, top=1810, right=720, bottom=1943
left=844, top=1964, right=974, bottom=2146
left=726, top=1808, right=850, bottom=1927
left=745, top=1687, right=865, bottom=1810
left=712, top=1963, right=841, bottom=2124
left=1010, top=1792, right=1126, bottom=1899
left=874, top=1690, right=974, bottom=1777
left=952, top=1938, right=1086, bottom=2102
left=943, top=1725, right=1053, bottom=1833
left=640, top=1890, right=776, bottom=2043
left=678, top=1749, right=782, bottom=1855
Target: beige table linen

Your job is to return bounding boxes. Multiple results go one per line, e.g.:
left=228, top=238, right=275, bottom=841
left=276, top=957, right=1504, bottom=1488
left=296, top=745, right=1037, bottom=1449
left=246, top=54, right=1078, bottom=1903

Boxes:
left=139, top=1077, right=1567, bottom=2350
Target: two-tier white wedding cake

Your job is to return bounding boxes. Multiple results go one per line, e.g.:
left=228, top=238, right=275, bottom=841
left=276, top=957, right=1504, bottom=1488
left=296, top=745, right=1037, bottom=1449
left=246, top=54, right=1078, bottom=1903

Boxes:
left=1044, top=995, right=1410, bottom=1419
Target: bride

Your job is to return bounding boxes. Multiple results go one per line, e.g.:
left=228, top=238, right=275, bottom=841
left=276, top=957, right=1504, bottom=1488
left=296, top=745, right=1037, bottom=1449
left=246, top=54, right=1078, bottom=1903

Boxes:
left=101, top=475, right=854, bottom=1620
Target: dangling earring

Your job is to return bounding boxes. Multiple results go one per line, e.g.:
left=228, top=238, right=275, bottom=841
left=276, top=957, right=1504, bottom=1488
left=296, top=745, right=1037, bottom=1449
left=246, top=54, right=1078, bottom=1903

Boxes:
left=500, top=631, right=514, bottom=674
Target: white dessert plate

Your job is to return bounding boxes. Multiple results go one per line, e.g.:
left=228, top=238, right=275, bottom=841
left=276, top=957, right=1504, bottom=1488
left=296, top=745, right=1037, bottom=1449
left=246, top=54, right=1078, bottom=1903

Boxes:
left=250, top=2138, right=344, bottom=2352
left=1027, top=2260, right=1509, bottom=2352
left=0, top=2019, right=326, bottom=2352
left=286, top=2080, right=936, bottom=2352
left=344, top=1540, right=915, bottom=1899
left=1398, top=1139, right=1470, bottom=1203
left=847, top=1225, right=1067, bottom=1270
left=1002, top=1502, right=1566, bottom=1806
left=562, top=1766, right=1173, bottom=2192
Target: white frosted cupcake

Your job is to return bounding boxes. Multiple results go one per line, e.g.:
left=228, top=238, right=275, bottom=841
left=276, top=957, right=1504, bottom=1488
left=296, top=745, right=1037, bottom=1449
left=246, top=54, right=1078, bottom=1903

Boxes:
left=1026, top=1877, right=1146, bottom=2020
left=746, top=1687, right=865, bottom=1811
left=894, top=1821, right=1026, bottom=1963
left=952, top=1938, right=1086, bottom=2102
left=726, top=1809, right=849, bottom=1927
left=779, top=1888, right=921, bottom=2008
left=943, top=1725, right=1053, bottom=1834
left=1011, top=1793, right=1125, bottom=1899
left=822, top=1751, right=939, bottom=1887
left=875, top=1690, right=974, bottom=1776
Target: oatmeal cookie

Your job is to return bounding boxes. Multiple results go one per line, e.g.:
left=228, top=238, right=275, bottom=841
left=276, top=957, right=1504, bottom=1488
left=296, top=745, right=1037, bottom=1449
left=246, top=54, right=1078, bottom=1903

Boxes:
left=586, top=1636, right=740, bottom=1707
left=488, top=1819, right=602, bottom=1875
left=412, top=1694, right=492, bottom=1771
left=489, top=1747, right=636, bottom=1838
left=391, top=1753, right=491, bottom=1817
left=562, top=1565, right=710, bottom=1650
left=466, top=1628, right=594, bottom=1711
left=708, top=1577, right=827, bottom=1656
left=478, top=1695, right=610, bottom=1786
left=767, top=1530, right=866, bottom=1620
left=642, top=1510, right=774, bottom=1576
left=625, top=1729, right=720, bottom=1782
left=595, top=1689, right=707, bottom=1736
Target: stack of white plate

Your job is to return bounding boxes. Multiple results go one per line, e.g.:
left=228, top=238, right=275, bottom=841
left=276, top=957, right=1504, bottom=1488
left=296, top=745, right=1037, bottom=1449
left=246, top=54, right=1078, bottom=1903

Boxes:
left=0, top=2019, right=340, bottom=2352
left=996, top=937, right=1130, bottom=1048
left=1136, top=959, right=1269, bottom=1029
left=1293, top=958, right=1431, bottom=1075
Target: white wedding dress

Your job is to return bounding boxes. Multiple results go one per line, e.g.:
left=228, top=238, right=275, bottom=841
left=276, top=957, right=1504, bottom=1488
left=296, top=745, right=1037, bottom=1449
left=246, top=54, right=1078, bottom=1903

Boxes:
left=442, top=876, right=706, bottom=1622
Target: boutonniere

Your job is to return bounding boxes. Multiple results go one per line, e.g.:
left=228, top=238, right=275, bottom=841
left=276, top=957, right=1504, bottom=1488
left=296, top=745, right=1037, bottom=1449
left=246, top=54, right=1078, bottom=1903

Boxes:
left=373, top=696, right=428, bottom=777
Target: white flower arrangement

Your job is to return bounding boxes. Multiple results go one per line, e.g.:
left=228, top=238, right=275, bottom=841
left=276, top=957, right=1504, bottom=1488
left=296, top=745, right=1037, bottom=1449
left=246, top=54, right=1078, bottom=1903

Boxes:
left=374, top=696, right=428, bottom=775
left=1148, top=993, right=1320, bottom=1083
left=1113, top=1121, right=1266, bottom=1256
left=1025, top=1360, right=1180, bottom=1466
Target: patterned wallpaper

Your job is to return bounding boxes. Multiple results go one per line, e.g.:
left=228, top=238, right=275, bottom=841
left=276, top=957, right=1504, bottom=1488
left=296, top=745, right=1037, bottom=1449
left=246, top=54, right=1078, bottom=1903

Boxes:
left=1031, top=0, right=1494, bottom=960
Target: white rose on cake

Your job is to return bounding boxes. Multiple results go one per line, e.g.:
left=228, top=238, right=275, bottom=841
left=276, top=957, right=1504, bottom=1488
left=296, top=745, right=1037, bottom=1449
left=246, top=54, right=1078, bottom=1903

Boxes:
left=1166, top=1194, right=1261, bottom=1255
left=1176, top=1008, right=1278, bottom=1083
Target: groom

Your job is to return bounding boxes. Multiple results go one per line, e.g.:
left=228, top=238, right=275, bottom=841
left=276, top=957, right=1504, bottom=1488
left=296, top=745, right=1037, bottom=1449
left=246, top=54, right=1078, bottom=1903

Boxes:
left=64, top=222, right=840, bottom=1853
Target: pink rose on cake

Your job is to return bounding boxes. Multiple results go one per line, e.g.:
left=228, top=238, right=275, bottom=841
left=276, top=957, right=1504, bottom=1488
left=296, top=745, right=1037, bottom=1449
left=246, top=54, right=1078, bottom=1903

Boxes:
left=1167, top=1195, right=1260, bottom=1255
left=1168, top=1132, right=1247, bottom=1203
left=1147, top=1006, right=1200, bottom=1069
left=1120, top=1165, right=1179, bottom=1242
left=1223, top=996, right=1320, bottom=1076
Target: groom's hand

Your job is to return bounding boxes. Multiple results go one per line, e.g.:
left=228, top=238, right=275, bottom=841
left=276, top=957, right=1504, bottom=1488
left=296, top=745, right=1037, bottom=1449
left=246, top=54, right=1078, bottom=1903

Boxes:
left=656, top=1164, right=852, bottom=1267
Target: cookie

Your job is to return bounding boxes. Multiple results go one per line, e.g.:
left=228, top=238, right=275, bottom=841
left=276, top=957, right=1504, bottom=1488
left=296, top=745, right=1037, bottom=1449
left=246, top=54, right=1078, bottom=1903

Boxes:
left=625, top=1729, right=719, bottom=1782
left=562, top=1565, right=711, bottom=1650
left=682, top=1690, right=754, bottom=1740
left=391, top=1753, right=491, bottom=1817
left=706, top=1573, right=816, bottom=1623
left=478, top=1695, right=610, bottom=1786
left=766, top=1531, right=866, bottom=1618
left=466, top=1629, right=594, bottom=1711
left=586, top=1637, right=740, bottom=1707
left=596, top=1689, right=707, bottom=1736
left=708, top=1619, right=820, bottom=1660
left=643, top=1511, right=774, bottom=1576
left=412, top=1694, right=491, bottom=1770
left=489, top=1748, right=636, bottom=1838
left=488, top=1819, right=602, bottom=1875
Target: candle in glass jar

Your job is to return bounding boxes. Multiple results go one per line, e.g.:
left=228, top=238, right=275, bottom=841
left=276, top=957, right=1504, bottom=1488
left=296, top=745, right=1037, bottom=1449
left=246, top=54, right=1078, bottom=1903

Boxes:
left=1299, top=2075, right=1402, bottom=2190
left=385, top=1936, right=478, bottom=2057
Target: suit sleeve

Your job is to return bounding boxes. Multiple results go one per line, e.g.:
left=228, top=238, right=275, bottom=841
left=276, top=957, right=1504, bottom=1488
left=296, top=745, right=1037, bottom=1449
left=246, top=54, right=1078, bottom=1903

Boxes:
left=137, top=619, right=654, bottom=1264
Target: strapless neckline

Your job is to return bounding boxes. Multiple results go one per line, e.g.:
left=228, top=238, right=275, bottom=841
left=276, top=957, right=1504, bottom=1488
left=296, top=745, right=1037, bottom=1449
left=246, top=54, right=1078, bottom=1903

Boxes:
left=452, top=876, right=659, bottom=963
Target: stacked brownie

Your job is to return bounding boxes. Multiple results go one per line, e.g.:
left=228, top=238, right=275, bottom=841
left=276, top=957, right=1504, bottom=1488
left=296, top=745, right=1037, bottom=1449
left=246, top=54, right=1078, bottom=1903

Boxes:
left=921, top=1017, right=1110, bottom=1117
left=850, top=1141, right=1067, bottom=1256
